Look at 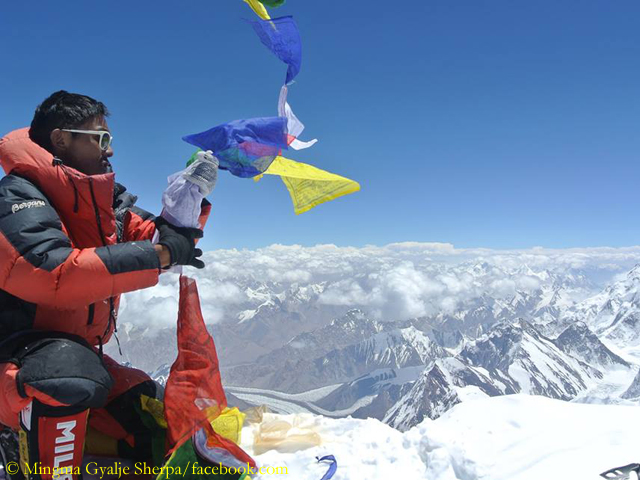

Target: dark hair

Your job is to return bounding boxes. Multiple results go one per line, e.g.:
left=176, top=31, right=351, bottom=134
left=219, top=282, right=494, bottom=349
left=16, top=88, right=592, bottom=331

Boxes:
left=29, top=90, right=110, bottom=153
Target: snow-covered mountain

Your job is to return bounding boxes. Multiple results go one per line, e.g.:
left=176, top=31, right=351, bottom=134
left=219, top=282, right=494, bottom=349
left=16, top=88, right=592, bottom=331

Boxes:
left=461, top=319, right=602, bottom=398
left=224, top=314, right=444, bottom=393
left=554, top=321, right=630, bottom=370
left=621, top=370, right=640, bottom=400
left=382, top=268, right=640, bottom=429
left=563, top=265, right=640, bottom=358
left=218, top=311, right=634, bottom=431
left=384, top=318, right=615, bottom=430
left=384, top=357, right=500, bottom=430
left=111, top=247, right=640, bottom=431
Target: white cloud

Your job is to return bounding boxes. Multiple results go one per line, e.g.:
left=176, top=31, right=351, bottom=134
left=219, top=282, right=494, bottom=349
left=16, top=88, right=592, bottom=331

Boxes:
left=118, top=244, right=640, bottom=326
left=489, top=279, right=518, bottom=297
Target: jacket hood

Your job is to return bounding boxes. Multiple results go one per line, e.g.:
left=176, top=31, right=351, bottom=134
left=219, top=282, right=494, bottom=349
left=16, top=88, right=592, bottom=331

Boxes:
left=0, top=127, right=54, bottom=177
left=0, top=127, right=118, bottom=248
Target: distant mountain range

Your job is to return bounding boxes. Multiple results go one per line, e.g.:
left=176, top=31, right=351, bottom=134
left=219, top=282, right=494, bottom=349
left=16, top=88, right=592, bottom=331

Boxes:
left=107, top=258, right=640, bottom=431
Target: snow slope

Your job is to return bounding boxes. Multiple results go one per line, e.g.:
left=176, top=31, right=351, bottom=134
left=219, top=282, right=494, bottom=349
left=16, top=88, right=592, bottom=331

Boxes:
left=241, top=394, right=640, bottom=479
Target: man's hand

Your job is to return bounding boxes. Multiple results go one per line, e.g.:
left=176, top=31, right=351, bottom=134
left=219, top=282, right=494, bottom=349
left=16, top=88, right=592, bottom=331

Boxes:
left=154, top=218, right=205, bottom=269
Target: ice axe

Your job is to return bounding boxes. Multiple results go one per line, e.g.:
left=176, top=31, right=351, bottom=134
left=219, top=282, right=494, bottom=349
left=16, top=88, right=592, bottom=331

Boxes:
left=600, top=463, right=640, bottom=479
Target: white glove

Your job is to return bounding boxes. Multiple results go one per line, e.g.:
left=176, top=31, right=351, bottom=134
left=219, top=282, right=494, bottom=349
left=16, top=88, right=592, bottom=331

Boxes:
left=183, top=150, right=219, bottom=196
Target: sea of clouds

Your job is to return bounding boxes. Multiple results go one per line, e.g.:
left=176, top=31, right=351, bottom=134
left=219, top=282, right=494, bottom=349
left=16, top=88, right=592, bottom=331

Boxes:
left=117, top=243, right=640, bottom=327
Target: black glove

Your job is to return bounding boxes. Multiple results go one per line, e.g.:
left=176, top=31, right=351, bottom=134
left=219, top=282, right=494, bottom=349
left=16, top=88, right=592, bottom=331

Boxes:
left=155, top=217, right=205, bottom=269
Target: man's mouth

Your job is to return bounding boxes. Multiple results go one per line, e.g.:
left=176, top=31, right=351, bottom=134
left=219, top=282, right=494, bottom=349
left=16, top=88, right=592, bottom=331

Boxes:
left=101, top=158, right=112, bottom=173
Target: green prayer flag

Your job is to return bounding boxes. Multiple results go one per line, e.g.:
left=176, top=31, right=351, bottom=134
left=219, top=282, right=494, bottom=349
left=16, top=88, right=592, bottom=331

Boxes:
left=157, top=438, right=247, bottom=480
left=258, top=0, right=286, bottom=7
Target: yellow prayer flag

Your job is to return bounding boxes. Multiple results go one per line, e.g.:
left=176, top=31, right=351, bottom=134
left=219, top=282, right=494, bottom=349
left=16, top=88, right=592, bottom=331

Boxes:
left=210, top=407, right=246, bottom=444
left=258, top=156, right=360, bottom=215
left=140, top=394, right=168, bottom=429
left=243, top=0, right=271, bottom=20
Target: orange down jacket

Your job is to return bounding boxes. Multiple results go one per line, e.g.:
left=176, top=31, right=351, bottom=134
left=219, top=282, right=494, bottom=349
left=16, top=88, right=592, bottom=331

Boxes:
left=0, top=128, right=210, bottom=347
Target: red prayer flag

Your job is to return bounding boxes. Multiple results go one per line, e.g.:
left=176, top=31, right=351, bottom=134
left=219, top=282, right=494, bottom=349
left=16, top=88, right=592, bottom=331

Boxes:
left=164, top=275, right=255, bottom=467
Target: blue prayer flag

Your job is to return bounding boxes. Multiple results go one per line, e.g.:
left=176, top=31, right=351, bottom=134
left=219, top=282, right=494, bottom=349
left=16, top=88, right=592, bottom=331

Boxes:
left=183, top=117, right=288, bottom=178
left=248, top=16, right=302, bottom=85
left=316, top=455, right=337, bottom=480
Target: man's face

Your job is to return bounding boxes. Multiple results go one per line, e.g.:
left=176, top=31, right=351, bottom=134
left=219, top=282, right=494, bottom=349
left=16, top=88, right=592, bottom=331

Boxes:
left=53, top=116, right=114, bottom=175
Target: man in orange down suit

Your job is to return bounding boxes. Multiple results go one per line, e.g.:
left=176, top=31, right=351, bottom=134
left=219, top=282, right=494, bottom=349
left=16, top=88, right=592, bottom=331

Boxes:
left=0, top=91, right=212, bottom=480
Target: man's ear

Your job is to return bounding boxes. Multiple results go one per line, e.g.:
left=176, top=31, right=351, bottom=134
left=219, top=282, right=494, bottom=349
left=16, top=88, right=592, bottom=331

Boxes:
left=50, top=129, right=69, bottom=154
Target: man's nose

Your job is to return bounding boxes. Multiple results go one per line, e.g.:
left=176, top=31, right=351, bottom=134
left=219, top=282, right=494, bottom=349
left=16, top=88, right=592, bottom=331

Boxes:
left=104, top=145, right=114, bottom=157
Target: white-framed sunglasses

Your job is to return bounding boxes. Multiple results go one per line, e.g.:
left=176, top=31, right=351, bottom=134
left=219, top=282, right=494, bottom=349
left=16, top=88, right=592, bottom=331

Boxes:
left=61, top=129, right=113, bottom=151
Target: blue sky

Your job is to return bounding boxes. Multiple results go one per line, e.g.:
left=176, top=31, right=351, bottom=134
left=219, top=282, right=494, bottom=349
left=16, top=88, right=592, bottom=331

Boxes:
left=1, top=1, right=640, bottom=251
